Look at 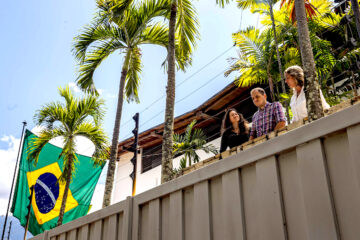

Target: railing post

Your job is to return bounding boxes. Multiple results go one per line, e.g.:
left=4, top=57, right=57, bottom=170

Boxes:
left=123, top=196, right=133, bottom=240
left=42, top=231, right=49, bottom=240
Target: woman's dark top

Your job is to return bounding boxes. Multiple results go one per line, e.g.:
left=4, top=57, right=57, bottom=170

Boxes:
left=220, top=127, right=249, bottom=153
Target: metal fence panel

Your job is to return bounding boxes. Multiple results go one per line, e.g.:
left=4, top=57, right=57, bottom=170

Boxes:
left=30, top=104, right=360, bottom=240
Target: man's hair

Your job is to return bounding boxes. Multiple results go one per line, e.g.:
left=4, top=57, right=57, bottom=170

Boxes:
left=250, top=87, right=266, bottom=96
left=284, top=65, right=304, bottom=87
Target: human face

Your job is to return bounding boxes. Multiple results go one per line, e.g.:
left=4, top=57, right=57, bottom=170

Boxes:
left=285, top=73, right=297, bottom=88
left=251, top=90, right=267, bottom=109
left=229, top=110, right=240, bottom=124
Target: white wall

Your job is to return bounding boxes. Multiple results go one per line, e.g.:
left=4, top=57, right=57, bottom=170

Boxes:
left=112, top=152, right=134, bottom=203
left=113, top=137, right=222, bottom=203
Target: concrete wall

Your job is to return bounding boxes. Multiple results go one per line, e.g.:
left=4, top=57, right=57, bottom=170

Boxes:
left=31, top=103, right=360, bottom=240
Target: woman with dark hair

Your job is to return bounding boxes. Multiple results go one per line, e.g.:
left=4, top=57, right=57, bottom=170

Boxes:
left=220, top=108, right=249, bottom=153
left=285, top=65, right=329, bottom=122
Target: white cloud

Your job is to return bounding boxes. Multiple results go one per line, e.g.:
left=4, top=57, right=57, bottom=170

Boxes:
left=97, top=89, right=104, bottom=96
left=0, top=135, right=20, bottom=215
left=105, top=93, right=117, bottom=99
left=68, top=82, right=81, bottom=93
left=95, top=88, right=117, bottom=99
left=67, top=83, right=116, bottom=101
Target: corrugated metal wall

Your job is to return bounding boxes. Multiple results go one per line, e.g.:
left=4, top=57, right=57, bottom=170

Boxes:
left=31, top=198, right=132, bottom=240
left=31, top=104, right=360, bottom=240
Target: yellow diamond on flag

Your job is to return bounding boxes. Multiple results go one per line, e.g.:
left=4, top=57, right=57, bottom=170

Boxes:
left=26, top=162, right=78, bottom=224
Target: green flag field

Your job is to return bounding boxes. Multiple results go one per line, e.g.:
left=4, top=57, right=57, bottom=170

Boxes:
left=10, top=130, right=105, bottom=236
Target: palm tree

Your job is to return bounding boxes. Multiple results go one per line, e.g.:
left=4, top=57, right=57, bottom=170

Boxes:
left=268, top=0, right=338, bottom=101
left=73, top=0, right=185, bottom=207
left=242, top=0, right=329, bottom=120
left=280, top=0, right=318, bottom=23
left=28, top=86, right=109, bottom=226
left=237, top=0, right=287, bottom=95
left=350, top=0, right=360, bottom=39
left=173, top=120, right=218, bottom=168
left=273, top=0, right=337, bottom=80
left=227, top=0, right=336, bottom=100
left=219, top=0, right=319, bottom=102
left=161, top=0, right=199, bottom=183
left=225, top=27, right=278, bottom=101
left=294, top=0, right=324, bottom=120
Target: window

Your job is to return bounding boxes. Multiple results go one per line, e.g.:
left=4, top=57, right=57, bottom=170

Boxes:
left=142, top=146, right=162, bottom=173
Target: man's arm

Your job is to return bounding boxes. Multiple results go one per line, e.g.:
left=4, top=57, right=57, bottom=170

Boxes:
left=274, top=102, right=287, bottom=126
left=274, top=121, right=286, bottom=131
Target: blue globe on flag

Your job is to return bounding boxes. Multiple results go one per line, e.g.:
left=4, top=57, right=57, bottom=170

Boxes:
left=34, top=173, right=59, bottom=214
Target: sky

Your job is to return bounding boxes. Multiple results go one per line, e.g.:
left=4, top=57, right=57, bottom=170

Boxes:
left=0, top=0, right=259, bottom=216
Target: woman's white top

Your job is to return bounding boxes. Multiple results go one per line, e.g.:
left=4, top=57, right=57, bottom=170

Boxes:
left=290, top=87, right=330, bottom=123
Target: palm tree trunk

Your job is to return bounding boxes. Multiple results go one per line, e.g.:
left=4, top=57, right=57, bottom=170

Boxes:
left=269, top=3, right=290, bottom=122
left=269, top=3, right=285, bottom=93
left=294, top=0, right=324, bottom=121
left=102, top=50, right=131, bottom=207
left=351, top=71, right=358, bottom=96
left=161, top=1, right=177, bottom=184
left=268, top=76, right=275, bottom=102
left=266, top=54, right=275, bottom=102
left=188, top=154, right=192, bottom=168
left=57, top=156, right=72, bottom=226
left=350, top=0, right=360, bottom=39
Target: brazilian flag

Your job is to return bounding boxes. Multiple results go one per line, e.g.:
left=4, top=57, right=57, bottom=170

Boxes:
left=11, top=130, right=105, bottom=236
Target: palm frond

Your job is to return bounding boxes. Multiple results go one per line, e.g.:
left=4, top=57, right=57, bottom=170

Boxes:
left=173, top=132, right=184, bottom=144
left=201, top=144, right=218, bottom=155
left=97, top=0, right=134, bottom=23
left=191, top=128, right=206, bottom=143
left=224, top=63, right=242, bottom=77
left=237, top=0, right=264, bottom=10
left=123, top=0, right=169, bottom=41
left=73, top=22, right=125, bottom=63
left=27, top=128, right=65, bottom=165
left=280, top=0, right=320, bottom=23
left=59, top=85, right=76, bottom=108
left=233, top=28, right=263, bottom=63
left=184, top=120, right=196, bottom=142
left=33, top=102, right=67, bottom=130
left=216, top=0, right=232, bottom=8
left=175, top=0, right=200, bottom=65
left=74, top=92, right=106, bottom=126
left=58, top=138, right=78, bottom=183
left=139, top=22, right=169, bottom=47
left=76, top=39, right=125, bottom=95
left=229, top=27, right=271, bottom=87
left=74, top=122, right=110, bottom=166
left=179, top=157, right=187, bottom=169
left=125, top=47, right=142, bottom=103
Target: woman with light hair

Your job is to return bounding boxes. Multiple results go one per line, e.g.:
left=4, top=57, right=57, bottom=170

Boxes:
left=284, top=65, right=330, bottom=122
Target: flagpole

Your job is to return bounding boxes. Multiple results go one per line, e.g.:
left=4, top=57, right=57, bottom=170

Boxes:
left=6, top=221, right=12, bottom=240
left=1, top=121, right=27, bottom=240
left=23, top=186, right=34, bottom=240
